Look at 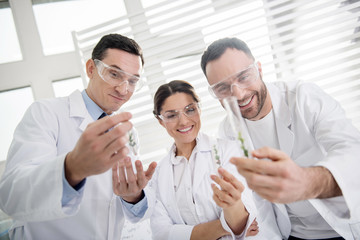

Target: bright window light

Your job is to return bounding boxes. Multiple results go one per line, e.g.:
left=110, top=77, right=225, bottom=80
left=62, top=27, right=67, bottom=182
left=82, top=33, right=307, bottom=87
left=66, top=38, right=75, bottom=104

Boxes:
left=53, top=77, right=85, bottom=98
left=32, top=0, right=126, bottom=55
left=0, top=4, right=22, bottom=64
left=0, top=87, right=34, bottom=161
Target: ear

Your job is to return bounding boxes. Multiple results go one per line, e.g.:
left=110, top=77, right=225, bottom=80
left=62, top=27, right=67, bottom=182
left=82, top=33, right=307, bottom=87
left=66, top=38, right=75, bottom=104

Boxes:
left=157, top=117, right=166, bottom=128
left=86, top=59, right=96, bottom=79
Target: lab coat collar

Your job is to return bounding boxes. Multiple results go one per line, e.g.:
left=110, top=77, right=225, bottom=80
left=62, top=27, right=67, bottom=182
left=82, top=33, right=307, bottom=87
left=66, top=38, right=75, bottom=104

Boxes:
left=168, top=132, right=213, bottom=194
left=68, top=90, right=93, bottom=131
left=158, top=150, right=184, bottom=224
left=266, top=82, right=294, bottom=157
left=169, top=133, right=210, bottom=165
left=192, top=133, right=213, bottom=194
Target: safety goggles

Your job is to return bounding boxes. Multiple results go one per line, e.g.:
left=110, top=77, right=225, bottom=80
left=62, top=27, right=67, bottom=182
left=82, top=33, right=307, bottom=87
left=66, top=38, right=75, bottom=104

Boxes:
left=94, top=59, right=144, bottom=92
left=158, top=103, right=200, bottom=123
left=208, top=62, right=259, bottom=99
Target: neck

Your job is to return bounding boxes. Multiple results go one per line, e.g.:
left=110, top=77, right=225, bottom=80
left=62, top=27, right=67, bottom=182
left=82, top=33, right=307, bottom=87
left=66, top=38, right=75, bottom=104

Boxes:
left=175, top=140, right=196, bottom=160
left=85, top=88, right=114, bottom=115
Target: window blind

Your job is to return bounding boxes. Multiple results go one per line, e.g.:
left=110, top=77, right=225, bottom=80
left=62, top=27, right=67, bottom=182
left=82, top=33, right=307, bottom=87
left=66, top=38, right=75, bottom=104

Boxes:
left=72, top=0, right=360, bottom=166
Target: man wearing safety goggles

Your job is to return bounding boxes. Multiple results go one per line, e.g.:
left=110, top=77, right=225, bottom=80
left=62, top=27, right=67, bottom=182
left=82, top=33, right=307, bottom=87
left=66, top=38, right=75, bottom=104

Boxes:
left=200, top=37, right=360, bottom=240
left=0, top=34, right=157, bottom=240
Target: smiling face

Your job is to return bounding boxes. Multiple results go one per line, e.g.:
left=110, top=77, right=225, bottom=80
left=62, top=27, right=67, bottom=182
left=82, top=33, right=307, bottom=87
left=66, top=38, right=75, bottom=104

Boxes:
left=159, top=92, right=201, bottom=150
left=205, top=48, right=272, bottom=120
left=86, top=48, right=142, bottom=114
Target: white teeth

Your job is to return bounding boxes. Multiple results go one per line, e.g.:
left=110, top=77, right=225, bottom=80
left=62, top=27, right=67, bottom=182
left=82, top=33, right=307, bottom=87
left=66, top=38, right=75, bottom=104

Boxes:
left=239, top=97, right=252, bottom=107
left=178, top=126, right=192, bottom=132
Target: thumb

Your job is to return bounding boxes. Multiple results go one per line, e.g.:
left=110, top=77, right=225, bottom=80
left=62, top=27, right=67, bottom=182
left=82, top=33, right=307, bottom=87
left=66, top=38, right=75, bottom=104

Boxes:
left=145, top=161, right=157, bottom=179
left=252, top=147, right=289, bottom=162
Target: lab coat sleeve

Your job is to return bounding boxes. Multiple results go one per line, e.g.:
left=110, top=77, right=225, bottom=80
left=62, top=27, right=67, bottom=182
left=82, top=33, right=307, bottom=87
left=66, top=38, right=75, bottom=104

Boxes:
left=0, top=101, right=83, bottom=221
left=121, top=185, right=156, bottom=223
left=296, top=82, right=360, bottom=219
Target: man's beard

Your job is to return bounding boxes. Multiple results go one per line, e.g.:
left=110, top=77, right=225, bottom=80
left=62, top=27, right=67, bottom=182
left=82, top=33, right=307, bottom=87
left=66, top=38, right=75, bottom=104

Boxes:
left=240, top=76, right=267, bottom=120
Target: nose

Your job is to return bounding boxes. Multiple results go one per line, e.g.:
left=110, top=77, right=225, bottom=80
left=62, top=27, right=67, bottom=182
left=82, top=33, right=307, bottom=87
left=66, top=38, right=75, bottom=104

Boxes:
left=178, top=111, right=190, bottom=123
left=231, top=84, right=246, bottom=99
left=115, top=81, right=129, bottom=95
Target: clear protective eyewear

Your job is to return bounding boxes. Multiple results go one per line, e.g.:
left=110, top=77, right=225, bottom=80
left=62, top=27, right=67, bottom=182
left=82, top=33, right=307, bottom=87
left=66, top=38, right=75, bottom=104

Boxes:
left=208, top=62, right=259, bottom=99
left=94, top=59, right=144, bottom=92
left=158, top=103, right=200, bottom=123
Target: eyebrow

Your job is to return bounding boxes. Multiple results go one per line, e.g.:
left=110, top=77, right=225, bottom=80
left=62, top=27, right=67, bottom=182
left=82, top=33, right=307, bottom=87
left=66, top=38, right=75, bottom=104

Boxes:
left=214, top=82, right=229, bottom=88
left=216, top=64, right=253, bottom=83
left=234, top=68, right=251, bottom=77
left=163, top=103, right=195, bottom=113
left=108, top=64, right=141, bottom=78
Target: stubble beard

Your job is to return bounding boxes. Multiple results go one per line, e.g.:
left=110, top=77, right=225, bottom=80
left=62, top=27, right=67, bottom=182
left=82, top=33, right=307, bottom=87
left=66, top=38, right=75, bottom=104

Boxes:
left=240, top=76, right=267, bottom=120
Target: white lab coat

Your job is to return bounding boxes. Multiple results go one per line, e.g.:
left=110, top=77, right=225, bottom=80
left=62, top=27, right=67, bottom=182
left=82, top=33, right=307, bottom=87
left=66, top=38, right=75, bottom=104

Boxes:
left=0, top=90, right=154, bottom=240
left=149, top=132, right=282, bottom=240
left=219, top=81, right=360, bottom=239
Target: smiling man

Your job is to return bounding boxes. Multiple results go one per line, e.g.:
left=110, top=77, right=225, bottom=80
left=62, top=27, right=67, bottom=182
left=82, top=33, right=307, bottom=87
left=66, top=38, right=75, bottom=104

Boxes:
left=0, top=34, right=157, bottom=240
left=200, top=37, right=360, bottom=240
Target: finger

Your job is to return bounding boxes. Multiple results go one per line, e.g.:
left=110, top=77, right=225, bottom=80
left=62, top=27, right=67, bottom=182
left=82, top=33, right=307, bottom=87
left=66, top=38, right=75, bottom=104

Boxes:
left=135, top=160, right=146, bottom=188
left=241, top=173, right=292, bottom=202
left=211, top=183, right=229, bottom=207
left=89, top=112, right=132, bottom=135
left=247, top=229, right=259, bottom=237
left=251, top=219, right=258, bottom=227
left=87, top=122, right=131, bottom=163
left=124, top=157, right=138, bottom=189
left=218, top=168, right=244, bottom=192
left=112, top=162, right=119, bottom=183
left=116, top=158, right=128, bottom=184
left=211, top=180, right=233, bottom=205
left=252, top=146, right=289, bottom=162
left=105, top=135, right=129, bottom=158
left=109, top=145, right=130, bottom=163
left=231, top=156, right=286, bottom=177
left=211, top=174, right=239, bottom=199
left=101, top=121, right=132, bottom=150
left=112, top=162, right=120, bottom=195
left=241, top=169, right=279, bottom=189
left=230, top=156, right=252, bottom=174
left=145, top=162, right=157, bottom=180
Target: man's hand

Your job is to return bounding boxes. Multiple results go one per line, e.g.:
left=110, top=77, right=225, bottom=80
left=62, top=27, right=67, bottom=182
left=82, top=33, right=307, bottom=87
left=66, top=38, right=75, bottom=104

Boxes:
left=230, top=147, right=341, bottom=203
left=65, top=112, right=133, bottom=187
left=112, top=157, right=157, bottom=203
left=211, top=168, right=248, bottom=235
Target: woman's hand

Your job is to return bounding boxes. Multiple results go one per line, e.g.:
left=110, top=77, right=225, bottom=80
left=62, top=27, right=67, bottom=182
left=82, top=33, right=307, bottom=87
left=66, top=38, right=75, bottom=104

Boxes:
left=246, top=218, right=259, bottom=237
left=211, top=168, right=248, bottom=235
left=112, top=157, right=157, bottom=203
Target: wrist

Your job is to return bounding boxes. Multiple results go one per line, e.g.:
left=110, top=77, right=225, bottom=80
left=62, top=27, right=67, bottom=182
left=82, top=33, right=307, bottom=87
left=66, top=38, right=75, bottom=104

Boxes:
left=64, top=152, right=85, bottom=187
left=223, top=202, right=248, bottom=235
left=122, top=190, right=145, bottom=204
left=223, top=200, right=245, bottom=216
left=305, top=166, right=342, bottom=199
left=217, top=219, right=231, bottom=236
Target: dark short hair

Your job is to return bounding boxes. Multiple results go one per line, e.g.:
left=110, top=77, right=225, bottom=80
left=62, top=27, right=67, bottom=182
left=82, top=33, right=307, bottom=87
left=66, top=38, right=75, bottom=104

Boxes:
left=153, top=80, right=200, bottom=117
left=200, top=37, right=255, bottom=76
left=91, top=33, right=144, bottom=66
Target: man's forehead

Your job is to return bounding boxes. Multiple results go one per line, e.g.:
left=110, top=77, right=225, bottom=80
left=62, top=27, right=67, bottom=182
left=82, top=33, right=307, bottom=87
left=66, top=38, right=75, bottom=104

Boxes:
left=205, top=49, right=253, bottom=84
left=103, top=49, right=142, bottom=75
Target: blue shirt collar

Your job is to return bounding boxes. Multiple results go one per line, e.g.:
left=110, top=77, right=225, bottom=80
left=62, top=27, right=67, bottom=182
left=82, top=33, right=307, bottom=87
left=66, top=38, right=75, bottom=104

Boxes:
left=81, top=90, right=105, bottom=120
